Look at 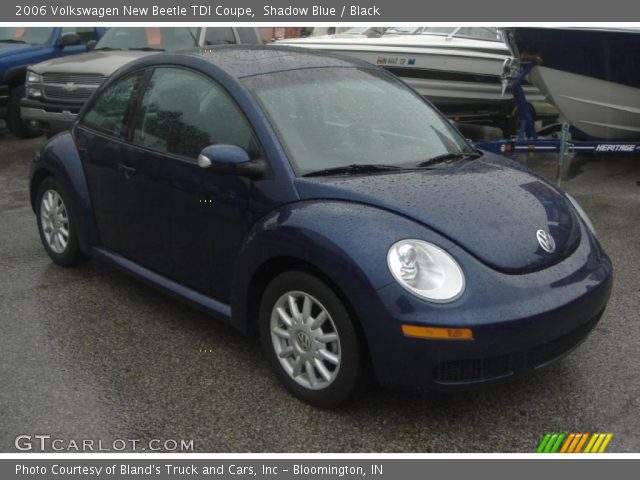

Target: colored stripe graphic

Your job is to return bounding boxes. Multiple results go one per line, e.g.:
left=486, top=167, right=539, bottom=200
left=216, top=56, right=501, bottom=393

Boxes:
left=559, top=433, right=575, bottom=453
left=536, top=433, right=566, bottom=453
left=597, top=433, right=613, bottom=453
left=537, top=433, right=613, bottom=453
left=574, top=433, right=589, bottom=453
left=536, top=433, right=552, bottom=453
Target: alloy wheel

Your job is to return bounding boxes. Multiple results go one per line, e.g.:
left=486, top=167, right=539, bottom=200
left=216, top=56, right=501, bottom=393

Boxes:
left=40, top=189, right=70, bottom=254
left=270, top=291, right=341, bottom=390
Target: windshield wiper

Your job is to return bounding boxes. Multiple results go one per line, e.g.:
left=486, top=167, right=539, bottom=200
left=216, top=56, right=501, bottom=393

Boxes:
left=94, top=47, right=122, bottom=51
left=303, top=164, right=404, bottom=177
left=416, top=151, right=482, bottom=168
left=0, top=39, right=26, bottom=43
left=128, top=47, right=165, bottom=51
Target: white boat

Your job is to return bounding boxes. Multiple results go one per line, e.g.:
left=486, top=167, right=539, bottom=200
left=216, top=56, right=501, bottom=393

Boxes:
left=277, top=27, right=545, bottom=118
left=502, top=27, right=640, bottom=140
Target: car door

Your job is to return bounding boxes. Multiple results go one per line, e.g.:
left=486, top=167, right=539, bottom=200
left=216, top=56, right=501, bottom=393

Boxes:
left=122, top=67, right=259, bottom=300
left=75, top=70, right=145, bottom=254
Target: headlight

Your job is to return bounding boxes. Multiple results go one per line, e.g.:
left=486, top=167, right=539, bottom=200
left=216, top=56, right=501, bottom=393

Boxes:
left=387, top=239, right=465, bottom=303
left=26, top=71, right=41, bottom=84
left=26, top=87, right=42, bottom=98
left=566, top=194, right=596, bottom=235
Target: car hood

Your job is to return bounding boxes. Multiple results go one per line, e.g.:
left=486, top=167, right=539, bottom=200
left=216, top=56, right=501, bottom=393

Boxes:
left=294, top=154, right=581, bottom=274
left=29, top=50, right=153, bottom=75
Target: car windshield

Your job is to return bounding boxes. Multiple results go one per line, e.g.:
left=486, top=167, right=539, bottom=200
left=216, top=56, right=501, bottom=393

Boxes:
left=244, top=68, right=474, bottom=176
left=94, top=27, right=197, bottom=51
left=0, top=27, right=53, bottom=45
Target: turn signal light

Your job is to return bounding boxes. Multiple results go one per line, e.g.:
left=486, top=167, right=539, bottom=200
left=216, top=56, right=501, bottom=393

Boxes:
left=401, top=324, right=473, bottom=340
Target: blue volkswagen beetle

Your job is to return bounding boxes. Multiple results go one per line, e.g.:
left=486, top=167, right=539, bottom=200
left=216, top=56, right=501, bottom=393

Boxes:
left=29, top=46, right=612, bottom=407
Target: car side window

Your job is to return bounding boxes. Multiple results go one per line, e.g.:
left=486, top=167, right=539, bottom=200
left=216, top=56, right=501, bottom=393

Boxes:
left=131, top=68, right=254, bottom=159
left=82, top=73, right=141, bottom=137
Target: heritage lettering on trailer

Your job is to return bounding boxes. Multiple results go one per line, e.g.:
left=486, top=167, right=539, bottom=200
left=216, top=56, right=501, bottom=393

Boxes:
left=595, top=144, right=638, bottom=152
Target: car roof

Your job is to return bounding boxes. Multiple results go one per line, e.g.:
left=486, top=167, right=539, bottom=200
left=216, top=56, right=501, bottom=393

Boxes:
left=161, top=44, right=377, bottom=78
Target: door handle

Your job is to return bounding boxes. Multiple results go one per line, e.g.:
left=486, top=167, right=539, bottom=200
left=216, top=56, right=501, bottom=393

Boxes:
left=117, top=163, right=137, bottom=179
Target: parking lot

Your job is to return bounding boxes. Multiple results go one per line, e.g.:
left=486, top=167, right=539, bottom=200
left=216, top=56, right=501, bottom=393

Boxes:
left=0, top=125, right=639, bottom=453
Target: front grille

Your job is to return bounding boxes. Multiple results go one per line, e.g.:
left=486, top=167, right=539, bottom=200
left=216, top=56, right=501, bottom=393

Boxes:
left=42, top=73, right=106, bottom=85
left=42, top=85, right=97, bottom=102
left=40, top=73, right=106, bottom=102
left=528, top=312, right=602, bottom=367
left=433, top=355, right=512, bottom=383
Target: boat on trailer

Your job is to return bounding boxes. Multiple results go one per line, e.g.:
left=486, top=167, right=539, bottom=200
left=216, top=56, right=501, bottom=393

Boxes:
left=502, top=27, right=640, bottom=141
left=277, top=27, right=545, bottom=123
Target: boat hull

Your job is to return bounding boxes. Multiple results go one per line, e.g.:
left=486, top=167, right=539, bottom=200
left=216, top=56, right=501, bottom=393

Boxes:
left=530, top=66, right=640, bottom=140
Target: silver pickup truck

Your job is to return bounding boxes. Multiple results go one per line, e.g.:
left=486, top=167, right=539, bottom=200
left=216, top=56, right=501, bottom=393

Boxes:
left=21, top=27, right=262, bottom=135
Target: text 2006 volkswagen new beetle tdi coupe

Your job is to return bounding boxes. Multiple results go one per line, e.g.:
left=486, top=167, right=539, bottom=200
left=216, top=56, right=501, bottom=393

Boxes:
left=30, top=46, right=612, bottom=407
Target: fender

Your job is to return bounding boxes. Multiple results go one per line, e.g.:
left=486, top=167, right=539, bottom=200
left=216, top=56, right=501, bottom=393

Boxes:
left=29, top=131, right=98, bottom=254
left=3, top=65, right=27, bottom=86
left=230, top=199, right=457, bottom=379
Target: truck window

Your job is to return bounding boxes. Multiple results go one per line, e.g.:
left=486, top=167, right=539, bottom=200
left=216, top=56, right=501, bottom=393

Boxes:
left=0, top=27, right=53, bottom=45
left=204, top=28, right=236, bottom=45
left=236, top=28, right=260, bottom=44
left=61, top=27, right=99, bottom=44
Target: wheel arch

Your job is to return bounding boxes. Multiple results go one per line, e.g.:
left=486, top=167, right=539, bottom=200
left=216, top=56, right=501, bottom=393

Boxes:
left=244, top=255, right=366, bottom=336
left=30, top=167, right=53, bottom=212
left=29, top=132, right=98, bottom=255
left=241, top=254, right=376, bottom=381
left=4, top=66, right=27, bottom=87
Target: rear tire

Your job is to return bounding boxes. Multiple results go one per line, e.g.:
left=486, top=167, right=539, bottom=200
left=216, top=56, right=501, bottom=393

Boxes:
left=259, top=271, right=366, bottom=407
left=36, top=178, right=88, bottom=267
left=6, top=84, right=42, bottom=139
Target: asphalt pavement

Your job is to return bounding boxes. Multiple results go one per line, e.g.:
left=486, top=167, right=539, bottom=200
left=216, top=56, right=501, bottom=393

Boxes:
left=1, top=126, right=639, bottom=452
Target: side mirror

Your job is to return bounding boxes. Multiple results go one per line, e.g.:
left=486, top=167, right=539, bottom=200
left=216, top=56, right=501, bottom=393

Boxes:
left=86, top=40, right=98, bottom=52
left=198, top=144, right=266, bottom=179
left=57, top=33, right=81, bottom=48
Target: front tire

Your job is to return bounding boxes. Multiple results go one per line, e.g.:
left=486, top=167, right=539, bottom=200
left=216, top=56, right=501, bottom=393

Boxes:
left=6, top=84, right=42, bottom=139
left=36, top=178, right=87, bottom=267
left=259, top=271, right=366, bottom=407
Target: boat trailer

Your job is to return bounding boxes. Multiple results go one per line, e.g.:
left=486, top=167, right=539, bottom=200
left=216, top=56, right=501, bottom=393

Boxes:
left=474, top=61, right=640, bottom=185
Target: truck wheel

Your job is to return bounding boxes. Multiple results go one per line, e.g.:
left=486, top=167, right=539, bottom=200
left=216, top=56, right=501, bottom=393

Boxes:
left=6, top=84, right=42, bottom=139
left=259, top=271, right=367, bottom=407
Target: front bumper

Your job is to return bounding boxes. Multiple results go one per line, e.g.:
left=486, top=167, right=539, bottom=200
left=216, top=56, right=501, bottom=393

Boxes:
left=382, top=277, right=610, bottom=390
left=362, top=224, right=613, bottom=391
left=20, top=98, right=81, bottom=133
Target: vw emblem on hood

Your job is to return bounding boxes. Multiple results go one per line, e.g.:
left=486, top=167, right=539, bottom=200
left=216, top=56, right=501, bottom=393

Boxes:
left=536, top=229, right=556, bottom=253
